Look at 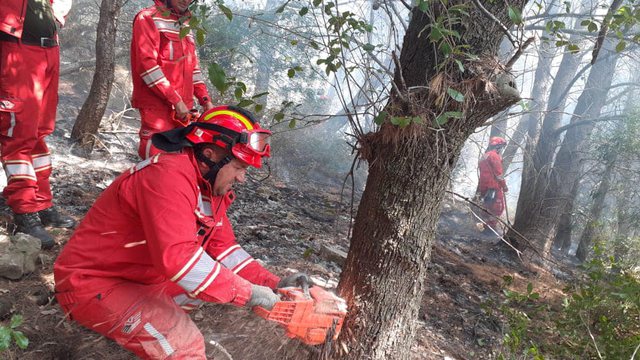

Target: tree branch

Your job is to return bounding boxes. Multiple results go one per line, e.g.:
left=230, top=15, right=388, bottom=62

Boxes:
left=506, top=36, right=534, bottom=69
left=591, top=0, right=624, bottom=64
left=551, top=116, right=624, bottom=137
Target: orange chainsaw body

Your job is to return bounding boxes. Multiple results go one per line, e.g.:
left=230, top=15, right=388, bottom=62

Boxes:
left=254, top=286, right=347, bottom=345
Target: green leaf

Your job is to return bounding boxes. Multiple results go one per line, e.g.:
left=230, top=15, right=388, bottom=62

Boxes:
left=588, top=22, right=598, bottom=32
left=429, top=27, right=443, bottom=42
left=288, top=119, right=297, bottom=128
left=309, top=41, right=320, bottom=50
left=507, top=6, right=522, bottom=25
left=312, top=0, right=322, bottom=7
left=567, top=43, right=580, bottom=53
left=527, top=283, right=533, bottom=294
left=299, top=7, right=308, bottom=16
left=12, top=331, right=28, bottom=349
left=10, top=315, right=23, bottom=329
left=179, top=26, right=191, bottom=39
left=208, top=63, right=227, bottom=94
left=195, top=29, right=205, bottom=46
left=287, top=68, right=296, bottom=78
left=274, top=112, right=285, bottom=122
left=434, top=111, right=463, bottom=126
left=454, top=59, right=465, bottom=73
left=254, top=103, right=264, bottom=113
left=237, top=99, right=254, bottom=108
left=302, top=248, right=314, bottom=258
left=373, top=111, right=388, bottom=125
left=417, top=0, right=429, bottom=12
left=234, top=87, right=244, bottom=99
left=616, top=40, right=627, bottom=52
left=446, top=87, right=464, bottom=102
left=218, top=4, right=233, bottom=21
left=362, top=43, right=375, bottom=52
left=290, top=39, right=298, bottom=46
left=390, top=116, right=411, bottom=128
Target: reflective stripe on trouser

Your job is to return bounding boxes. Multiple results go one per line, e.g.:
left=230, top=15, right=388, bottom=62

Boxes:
left=0, top=41, right=58, bottom=213
left=138, top=106, right=175, bottom=160
left=57, top=282, right=206, bottom=360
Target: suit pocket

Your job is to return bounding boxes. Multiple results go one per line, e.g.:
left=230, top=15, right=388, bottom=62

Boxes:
left=0, top=98, right=23, bottom=137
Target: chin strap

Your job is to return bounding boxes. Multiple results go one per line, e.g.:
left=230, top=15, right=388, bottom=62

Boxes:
left=196, top=151, right=233, bottom=185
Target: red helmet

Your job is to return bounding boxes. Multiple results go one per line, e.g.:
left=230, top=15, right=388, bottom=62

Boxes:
left=185, top=105, right=271, bottom=168
left=489, top=136, right=507, bottom=146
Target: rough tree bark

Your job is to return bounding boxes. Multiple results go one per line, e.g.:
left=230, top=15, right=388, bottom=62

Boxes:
left=331, top=2, right=524, bottom=359
left=71, top=0, right=124, bottom=153
left=575, top=156, right=616, bottom=261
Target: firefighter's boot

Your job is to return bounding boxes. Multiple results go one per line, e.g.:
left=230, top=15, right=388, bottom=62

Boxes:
left=39, top=206, right=77, bottom=229
left=14, top=212, right=55, bottom=249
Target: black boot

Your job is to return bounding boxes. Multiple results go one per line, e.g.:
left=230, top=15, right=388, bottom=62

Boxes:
left=14, top=212, right=55, bottom=250
left=39, top=206, right=77, bottom=229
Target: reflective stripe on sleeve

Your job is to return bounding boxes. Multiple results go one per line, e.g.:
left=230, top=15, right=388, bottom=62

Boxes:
left=218, top=245, right=253, bottom=271
left=141, top=66, right=169, bottom=87
left=193, top=70, right=204, bottom=85
left=170, top=247, right=203, bottom=282
left=176, top=250, right=222, bottom=296
left=143, top=323, right=175, bottom=356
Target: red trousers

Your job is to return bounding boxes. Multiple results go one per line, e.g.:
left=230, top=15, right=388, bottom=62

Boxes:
left=0, top=41, right=58, bottom=214
left=482, top=189, right=505, bottom=229
left=138, top=106, right=175, bottom=159
left=57, top=281, right=206, bottom=359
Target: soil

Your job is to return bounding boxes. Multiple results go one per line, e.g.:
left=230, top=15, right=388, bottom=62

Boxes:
left=0, top=113, right=573, bottom=360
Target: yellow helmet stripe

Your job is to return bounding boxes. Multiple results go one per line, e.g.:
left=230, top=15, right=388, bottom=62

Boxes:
left=203, top=110, right=254, bottom=130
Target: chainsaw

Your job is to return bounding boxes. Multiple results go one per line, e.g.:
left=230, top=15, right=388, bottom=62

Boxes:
left=171, top=108, right=200, bottom=127
left=253, top=285, right=348, bottom=346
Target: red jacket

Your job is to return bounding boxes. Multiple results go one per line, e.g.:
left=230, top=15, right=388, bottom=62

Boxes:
left=54, top=150, right=279, bottom=307
left=0, top=0, right=71, bottom=38
left=478, top=150, right=506, bottom=193
left=130, top=0, right=209, bottom=109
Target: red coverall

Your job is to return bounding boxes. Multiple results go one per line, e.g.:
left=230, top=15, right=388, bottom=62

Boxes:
left=54, top=150, right=280, bottom=359
left=131, top=0, right=211, bottom=159
left=477, top=149, right=507, bottom=230
left=0, top=0, right=71, bottom=214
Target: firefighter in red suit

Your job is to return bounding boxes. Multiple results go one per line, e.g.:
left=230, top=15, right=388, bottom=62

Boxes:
left=54, top=106, right=308, bottom=359
left=131, top=0, right=215, bottom=160
left=475, top=136, right=508, bottom=234
left=0, top=0, right=76, bottom=249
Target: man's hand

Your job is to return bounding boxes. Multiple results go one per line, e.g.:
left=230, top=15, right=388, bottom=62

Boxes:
left=247, top=285, right=280, bottom=310
left=174, top=101, right=189, bottom=119
left=503, top=185, right=509, bottom=193
left=277, top=273, right=310, bottom=289
left=203, top=101, right=214, bottom=112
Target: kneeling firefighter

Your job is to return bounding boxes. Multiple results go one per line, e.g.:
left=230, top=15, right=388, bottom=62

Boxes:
left=54, top=105, right=307, bottom=359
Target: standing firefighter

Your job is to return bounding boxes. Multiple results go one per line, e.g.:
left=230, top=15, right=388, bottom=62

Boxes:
left=54, top=106, right=308, bottom=359
left=0, top=0, right=76, bottom=249
left=475, top=136, right=508, bottom=234
left=131, top=0, right=215, bottom=159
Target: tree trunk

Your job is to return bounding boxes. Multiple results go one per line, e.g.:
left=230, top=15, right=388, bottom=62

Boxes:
left=332, top=3, right=523, bottom=358
left=575, top=157, right=616, bottom=261
left=509, top=38, right=620, bottom=259
left=71, top=0, right=124, bottom=154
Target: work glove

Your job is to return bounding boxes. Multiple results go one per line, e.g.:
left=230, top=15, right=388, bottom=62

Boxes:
left=247, top=285, right=280, bottom=310
left=277, top=272, right=310, bottom=289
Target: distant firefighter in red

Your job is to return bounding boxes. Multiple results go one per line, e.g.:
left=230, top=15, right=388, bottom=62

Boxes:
left=475, top=136, right=508, bottom=234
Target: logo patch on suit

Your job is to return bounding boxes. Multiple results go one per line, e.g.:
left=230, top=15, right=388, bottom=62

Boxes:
left=122, top=311, right=142, bottom=334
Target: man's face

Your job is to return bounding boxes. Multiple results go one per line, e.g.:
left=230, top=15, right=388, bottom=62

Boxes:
left=169, top=0, right=190, bottom=13
left=212, top=159, right=249, bottom=196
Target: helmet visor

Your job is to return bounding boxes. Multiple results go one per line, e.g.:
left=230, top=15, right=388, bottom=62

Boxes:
left=247, top=131, right=271, bottom=154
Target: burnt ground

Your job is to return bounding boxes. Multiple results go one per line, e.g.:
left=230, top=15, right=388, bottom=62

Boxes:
left=0, top=116, right=572, bottom=360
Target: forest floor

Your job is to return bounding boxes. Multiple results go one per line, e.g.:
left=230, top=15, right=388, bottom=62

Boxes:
left=0, top=113, right=576, bottom=360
